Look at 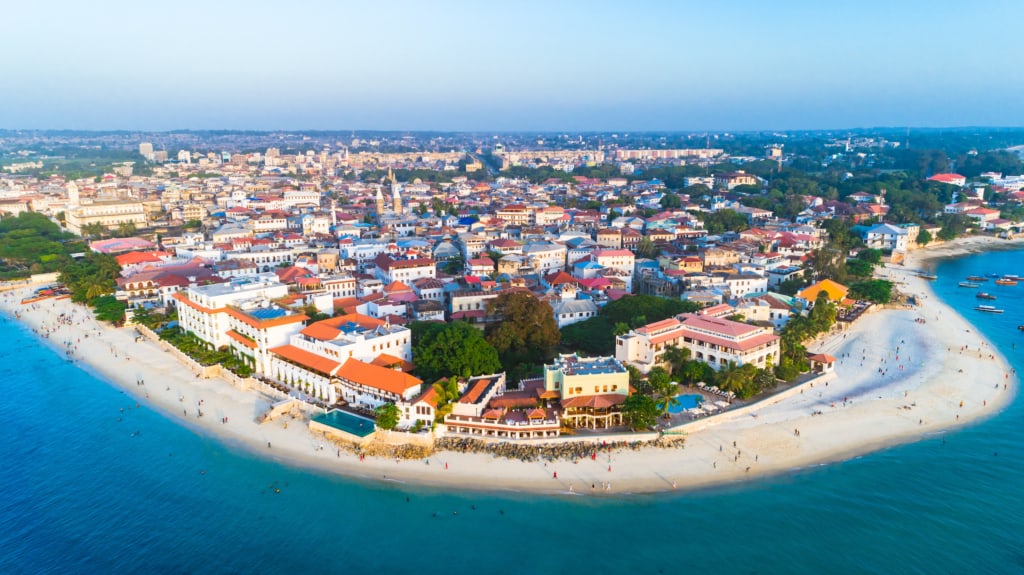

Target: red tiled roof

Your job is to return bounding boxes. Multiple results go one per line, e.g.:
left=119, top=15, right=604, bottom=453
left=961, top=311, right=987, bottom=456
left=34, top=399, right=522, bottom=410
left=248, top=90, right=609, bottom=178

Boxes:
left=561, top=394, right=627, bottom=409
left=458, top=377, right=498, bottom=404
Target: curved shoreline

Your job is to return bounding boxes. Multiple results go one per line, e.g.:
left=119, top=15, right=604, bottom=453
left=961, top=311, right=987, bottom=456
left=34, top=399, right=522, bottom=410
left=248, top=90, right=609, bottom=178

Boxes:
left=2, top=235, right=1020, bottom=495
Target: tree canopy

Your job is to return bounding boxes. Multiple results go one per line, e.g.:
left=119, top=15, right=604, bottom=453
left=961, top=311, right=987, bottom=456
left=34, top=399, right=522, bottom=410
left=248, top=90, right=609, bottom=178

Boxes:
left=485, top=292, right=560, bottom=381
left=0, top=212, right=77, bottom=279
left=374, top=403, right=400, bottom=430
left=621, top=393, right=659, bottom=431
left=561, top=295, right=699, bottom=355
left=849, top=279, right=893, bottom=303
left=59, top=252, right=122, bottom=304
left=411, top=321, right=502, bottom=383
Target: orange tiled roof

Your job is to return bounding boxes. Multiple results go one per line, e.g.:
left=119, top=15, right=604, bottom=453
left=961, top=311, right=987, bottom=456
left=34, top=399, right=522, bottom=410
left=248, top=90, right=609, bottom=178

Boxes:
left=269, top=344, right=342, bottom=376
left=372, top=353, right=414, bottom=372
left=226, top=330, right=257, bottom=349
left=336, top=359, right=422, bottom=396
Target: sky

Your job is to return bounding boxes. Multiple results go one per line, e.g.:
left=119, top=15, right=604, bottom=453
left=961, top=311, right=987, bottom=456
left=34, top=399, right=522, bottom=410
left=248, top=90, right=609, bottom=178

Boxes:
left=2, top=0, right=1023, bottom=132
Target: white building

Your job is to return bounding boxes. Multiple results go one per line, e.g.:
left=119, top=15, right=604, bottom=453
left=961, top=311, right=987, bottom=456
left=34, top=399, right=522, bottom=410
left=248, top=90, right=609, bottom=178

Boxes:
left=616, top=313, right=780, bottom=373
left=173, top=274, right=306, bottom=375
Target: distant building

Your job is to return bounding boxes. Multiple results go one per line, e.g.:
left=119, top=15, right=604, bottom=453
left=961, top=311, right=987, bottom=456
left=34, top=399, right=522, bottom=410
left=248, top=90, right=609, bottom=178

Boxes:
left=927, top=173, right=966, bottom=187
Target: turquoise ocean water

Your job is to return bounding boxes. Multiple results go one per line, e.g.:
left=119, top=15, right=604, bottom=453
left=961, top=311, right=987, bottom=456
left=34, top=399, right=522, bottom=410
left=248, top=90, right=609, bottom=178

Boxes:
left=1, top=249, right=1022, bottom=575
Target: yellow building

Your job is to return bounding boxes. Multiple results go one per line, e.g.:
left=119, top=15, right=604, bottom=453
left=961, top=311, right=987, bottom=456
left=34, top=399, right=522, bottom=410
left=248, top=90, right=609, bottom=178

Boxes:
left=544, top=354, right=629, bottom=429
left=65, top=199, right=148, bottom=235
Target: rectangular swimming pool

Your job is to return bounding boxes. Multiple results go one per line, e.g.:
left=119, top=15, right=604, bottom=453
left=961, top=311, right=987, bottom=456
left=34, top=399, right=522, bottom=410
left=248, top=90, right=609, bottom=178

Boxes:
left=312, top=410, right=376, bottom=437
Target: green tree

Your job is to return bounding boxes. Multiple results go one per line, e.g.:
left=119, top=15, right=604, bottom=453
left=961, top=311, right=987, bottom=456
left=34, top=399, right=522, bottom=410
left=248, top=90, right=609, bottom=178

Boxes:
left=621, top=393, right=659, bottom=431
left=412, top=321, right=502, bottom=383
left=699, top=209, right=750, bottom=234
left=432, top=376, right=461, bottom=421
left=485, top=292, right=560, bottom=380
left=661, top=345, right=690, bottom=376
left=374, top=403, right=400, bottom=430
left=938, top=213, right=970, bottom=241
left=659, top=192, right=682, bottom=209
left=654, top=378, right=681, bottom=419
left=80, top=222, right=107, bottom=239
left=59, top=252, right=122, bottom=304
left=635, top=236, right=660, bottom=259
left=647, top=366, right=671, bottom=389
left=849, top=279, right=894, bottom=303
left=91, top=295, right=126, bottom=324
left=115, top=221, right=138, bottom=238
left=917, top=229, right=932, bottom=245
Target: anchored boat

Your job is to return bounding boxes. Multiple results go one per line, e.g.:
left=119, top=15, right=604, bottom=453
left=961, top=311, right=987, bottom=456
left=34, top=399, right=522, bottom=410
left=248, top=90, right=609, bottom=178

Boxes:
left=974, top=305, right=1004, bottom=314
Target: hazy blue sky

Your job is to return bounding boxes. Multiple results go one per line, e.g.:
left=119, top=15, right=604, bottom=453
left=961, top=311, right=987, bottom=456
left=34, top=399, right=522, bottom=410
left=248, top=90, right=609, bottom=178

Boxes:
left=2, top=0, right=1021, bottom=131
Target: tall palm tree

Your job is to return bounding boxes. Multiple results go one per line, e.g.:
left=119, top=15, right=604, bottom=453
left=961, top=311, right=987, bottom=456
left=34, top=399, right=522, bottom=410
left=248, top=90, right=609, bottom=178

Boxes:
left=655, top=381, right=681, bottom=420
left=661, top=345, right=690, bottom=376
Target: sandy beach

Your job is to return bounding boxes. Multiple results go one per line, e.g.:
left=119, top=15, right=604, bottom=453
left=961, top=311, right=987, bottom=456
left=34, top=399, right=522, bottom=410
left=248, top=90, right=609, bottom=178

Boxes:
left=1, top=235, right=1020, bottom=495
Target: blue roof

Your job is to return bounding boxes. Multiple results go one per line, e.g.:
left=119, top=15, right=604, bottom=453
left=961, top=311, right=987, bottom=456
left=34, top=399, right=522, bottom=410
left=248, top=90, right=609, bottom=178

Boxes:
left=248, top=308, right=288, bottom=320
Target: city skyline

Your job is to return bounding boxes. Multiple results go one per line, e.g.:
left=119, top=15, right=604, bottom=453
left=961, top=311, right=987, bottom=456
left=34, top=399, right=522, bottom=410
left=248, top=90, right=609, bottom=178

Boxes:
left=2, top=0, right=1023, bottom=131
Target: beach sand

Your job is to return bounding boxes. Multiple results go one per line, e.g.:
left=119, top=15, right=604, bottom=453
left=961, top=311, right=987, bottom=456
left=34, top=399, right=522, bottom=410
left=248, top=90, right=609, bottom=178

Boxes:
left=1, top=235, right=1019, bottom=495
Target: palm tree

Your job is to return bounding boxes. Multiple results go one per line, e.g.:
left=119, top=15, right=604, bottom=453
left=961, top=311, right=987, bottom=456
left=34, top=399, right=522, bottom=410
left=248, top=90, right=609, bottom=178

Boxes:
left=432, top=376, right=461, bottom=421
left=655, top=380, right=681, bottom=419
left=661, top=345, right=690, bottom=376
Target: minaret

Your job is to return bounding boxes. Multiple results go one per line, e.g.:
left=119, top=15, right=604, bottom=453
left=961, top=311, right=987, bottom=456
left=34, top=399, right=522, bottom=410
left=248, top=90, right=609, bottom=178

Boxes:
left=389, top=167, right=403, bottom=216
left=330, top=198, right=337, bottom=228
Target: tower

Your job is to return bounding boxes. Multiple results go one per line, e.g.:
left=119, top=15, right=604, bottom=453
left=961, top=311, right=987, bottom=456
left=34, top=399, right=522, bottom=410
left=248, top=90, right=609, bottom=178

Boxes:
left=375, top=186, right=386, bottom=219
left=389, top=167, right=403, bottom=216
left=66, top=182, right=79, bottom=207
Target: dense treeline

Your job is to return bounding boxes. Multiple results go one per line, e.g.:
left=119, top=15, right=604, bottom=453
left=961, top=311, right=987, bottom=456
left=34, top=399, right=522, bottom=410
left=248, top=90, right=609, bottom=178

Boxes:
left=560, top=295, right=700, bottom=355
left=0, top=212, right=81, bottom=279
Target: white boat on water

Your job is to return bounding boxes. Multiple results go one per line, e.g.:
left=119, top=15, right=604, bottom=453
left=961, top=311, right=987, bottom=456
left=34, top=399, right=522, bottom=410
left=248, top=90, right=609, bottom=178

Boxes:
left=974, top=305, right=1004, bottom=314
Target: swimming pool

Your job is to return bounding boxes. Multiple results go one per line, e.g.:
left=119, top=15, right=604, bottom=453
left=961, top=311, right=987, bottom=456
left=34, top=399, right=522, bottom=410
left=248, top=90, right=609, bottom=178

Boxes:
left=667, top=394, right=703, bottom=414
left=312, top=410, right=376, bottom=437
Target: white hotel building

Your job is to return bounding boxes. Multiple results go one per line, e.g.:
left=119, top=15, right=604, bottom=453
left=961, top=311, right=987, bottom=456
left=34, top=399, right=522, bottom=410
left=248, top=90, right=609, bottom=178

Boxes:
left=616, top=313, right=780, bottom=373
left=267, top=313, right=415, bottom=406
left=173, top=273, right=308, bottom=375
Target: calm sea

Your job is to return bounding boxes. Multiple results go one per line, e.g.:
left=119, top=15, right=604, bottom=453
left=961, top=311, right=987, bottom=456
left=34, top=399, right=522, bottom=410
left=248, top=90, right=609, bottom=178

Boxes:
left=1, top=249, right=1022, bottom=575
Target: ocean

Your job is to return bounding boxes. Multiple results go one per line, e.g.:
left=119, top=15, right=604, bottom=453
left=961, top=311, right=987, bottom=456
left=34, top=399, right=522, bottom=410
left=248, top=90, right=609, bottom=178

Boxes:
left=1, top=248, right=1022, bottom=575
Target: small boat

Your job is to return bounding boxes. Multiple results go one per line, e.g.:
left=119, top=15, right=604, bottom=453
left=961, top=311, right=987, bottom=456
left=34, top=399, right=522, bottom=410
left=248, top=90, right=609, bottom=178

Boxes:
left=966, top=276, right=987, bottom=282
left=995, top=278, right=1018, bottom=286
left=976, top=292, right=997, bottom=300
left=917, top=273, right=938, bottom=280
left=958, top=282, right=980, bottom=288
left=988, top=273, right=1001, bottom=278
left=974, top=305, right=1004, bottom=313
